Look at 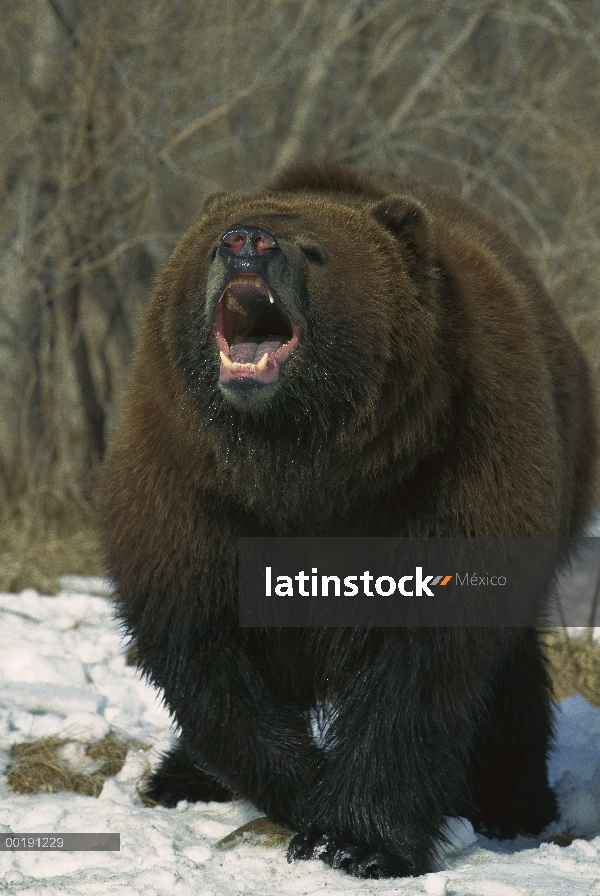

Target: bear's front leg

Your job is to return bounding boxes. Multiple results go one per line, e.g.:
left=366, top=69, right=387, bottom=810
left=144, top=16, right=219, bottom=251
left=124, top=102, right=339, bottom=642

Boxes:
left=139, top=622, right=323, bottom=830
left=289, top=629, right=504, bottom=878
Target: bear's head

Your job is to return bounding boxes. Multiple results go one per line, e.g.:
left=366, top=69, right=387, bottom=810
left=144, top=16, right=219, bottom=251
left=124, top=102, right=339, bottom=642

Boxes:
left=156, top=165, right=448, bottom=459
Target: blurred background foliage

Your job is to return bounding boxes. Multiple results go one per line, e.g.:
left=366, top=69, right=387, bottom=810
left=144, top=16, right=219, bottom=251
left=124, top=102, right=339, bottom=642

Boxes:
left=0, top=0, right=599, bottom=592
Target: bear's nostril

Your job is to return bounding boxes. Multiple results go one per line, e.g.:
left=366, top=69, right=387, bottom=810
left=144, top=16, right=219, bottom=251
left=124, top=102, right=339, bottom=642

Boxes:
left=220, top=227, right=279, bottom=256
left=222, top=231, right=246, bottom=252
left=254, top=234, right=278, bottom=253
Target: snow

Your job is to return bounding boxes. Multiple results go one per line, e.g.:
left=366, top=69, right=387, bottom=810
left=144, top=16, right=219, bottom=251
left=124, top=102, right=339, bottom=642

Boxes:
left=1, top=579, right=600, bottom=894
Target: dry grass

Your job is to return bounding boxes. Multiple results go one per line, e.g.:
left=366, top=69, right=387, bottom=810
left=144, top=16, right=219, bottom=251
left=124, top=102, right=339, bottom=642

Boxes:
left=6, top=731, right=147, bottom=797
left=544, top=630, right=600, bottom=707
left=0, top=475, right=103, bottom=593
left=215, top=817, right=294, bottom=851
left=0, top=503, right=102, bottom=594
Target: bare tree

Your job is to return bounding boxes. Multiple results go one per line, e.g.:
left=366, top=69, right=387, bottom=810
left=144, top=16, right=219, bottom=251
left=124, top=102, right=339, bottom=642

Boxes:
left=0, top=0, right=598, bottom=533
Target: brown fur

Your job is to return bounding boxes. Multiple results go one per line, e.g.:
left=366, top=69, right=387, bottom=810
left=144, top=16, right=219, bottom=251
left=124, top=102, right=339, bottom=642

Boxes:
left=97, top=163, right=597, bottom=878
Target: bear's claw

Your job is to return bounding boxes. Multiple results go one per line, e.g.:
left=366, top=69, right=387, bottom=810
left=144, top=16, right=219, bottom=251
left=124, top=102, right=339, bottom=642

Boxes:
left=288, top=829, right=405, bottom=878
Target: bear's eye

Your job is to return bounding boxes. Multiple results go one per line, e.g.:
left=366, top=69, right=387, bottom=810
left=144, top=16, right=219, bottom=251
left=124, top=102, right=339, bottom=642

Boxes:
left=300, top=244, right=326, bottom=265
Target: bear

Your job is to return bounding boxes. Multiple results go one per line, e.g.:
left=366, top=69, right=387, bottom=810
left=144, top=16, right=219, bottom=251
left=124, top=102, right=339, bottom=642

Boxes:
left=96, top=162, right=597, bottom=878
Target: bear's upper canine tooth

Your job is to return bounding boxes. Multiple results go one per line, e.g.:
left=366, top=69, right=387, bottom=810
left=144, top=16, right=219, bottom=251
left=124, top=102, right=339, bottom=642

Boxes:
left=256, top=352, right=268, bottom=370
left=226, top=294, right=247, bottom=315
left=219, top=351, right=234, bottom=370
left=268, top=291, right=274, bottom=304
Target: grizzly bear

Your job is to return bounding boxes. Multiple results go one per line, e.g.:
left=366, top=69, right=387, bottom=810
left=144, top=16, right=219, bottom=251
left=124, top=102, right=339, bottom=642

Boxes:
left=97, top=162, right=597, bottom=878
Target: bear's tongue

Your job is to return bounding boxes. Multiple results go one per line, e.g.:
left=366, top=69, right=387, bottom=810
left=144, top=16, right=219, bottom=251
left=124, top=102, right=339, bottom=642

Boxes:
left=230, top=337, right=283, bottom=364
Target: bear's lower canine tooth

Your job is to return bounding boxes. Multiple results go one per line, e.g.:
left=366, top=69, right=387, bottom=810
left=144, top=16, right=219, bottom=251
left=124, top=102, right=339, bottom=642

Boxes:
left=256, top=352, right=268, bottom=370
left=219, top=350, right=234, bottom=370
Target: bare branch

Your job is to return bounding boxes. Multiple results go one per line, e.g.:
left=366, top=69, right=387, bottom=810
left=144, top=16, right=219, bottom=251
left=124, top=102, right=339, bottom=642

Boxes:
left=385, top=7, right=487, bottom=135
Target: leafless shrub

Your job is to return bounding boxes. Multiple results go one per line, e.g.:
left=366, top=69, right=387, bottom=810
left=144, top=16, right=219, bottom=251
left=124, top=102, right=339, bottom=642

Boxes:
left=0, top=0, right=598, bottom=553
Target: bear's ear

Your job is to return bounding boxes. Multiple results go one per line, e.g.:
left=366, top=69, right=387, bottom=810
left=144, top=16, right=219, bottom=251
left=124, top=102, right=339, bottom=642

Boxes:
left=372, top=197, right=434, bottom=276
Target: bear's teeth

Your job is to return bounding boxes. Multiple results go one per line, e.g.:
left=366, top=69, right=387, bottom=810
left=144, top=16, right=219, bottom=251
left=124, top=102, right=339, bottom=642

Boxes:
left=268, top=292, right=274, bottom=304
left=220, top=350, right=269, bottom=373
left=226, top=294, right=247, bottom=315
left=220, top=350, right=234, bottom=370
left=229, top=274, right=265, bottom=287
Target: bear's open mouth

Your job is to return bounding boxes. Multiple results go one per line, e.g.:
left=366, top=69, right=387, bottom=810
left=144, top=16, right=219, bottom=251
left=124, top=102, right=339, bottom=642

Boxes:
left=213, top=274, right=300, bottom=385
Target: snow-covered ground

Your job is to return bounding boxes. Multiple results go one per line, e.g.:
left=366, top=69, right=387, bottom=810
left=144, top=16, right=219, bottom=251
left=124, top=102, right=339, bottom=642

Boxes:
left=1, top=578, right=600, bottom=895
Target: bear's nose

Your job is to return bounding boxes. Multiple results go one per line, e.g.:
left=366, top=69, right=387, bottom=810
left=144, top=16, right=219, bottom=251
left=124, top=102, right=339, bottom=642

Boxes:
left=219, top=226, right=279, bottom=257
